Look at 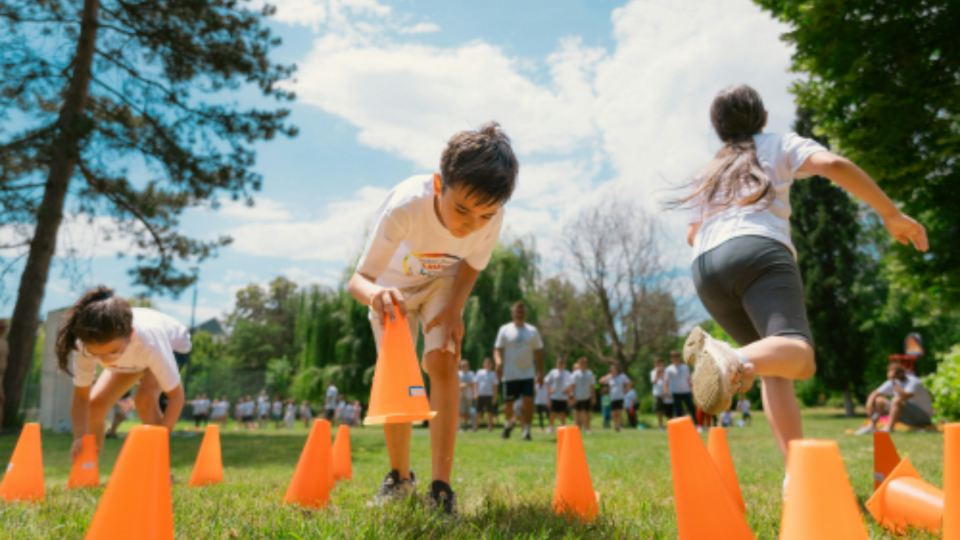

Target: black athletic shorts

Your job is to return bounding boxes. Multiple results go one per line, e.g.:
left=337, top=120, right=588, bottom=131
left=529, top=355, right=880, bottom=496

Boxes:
left=575, top=399, right=592, bottom=412
left=503, top=379, right=535, bottom=401
left=550, top=399, right=569, bottom=414
left=241, top=415, right=253, bottom=423
left=610, top=399, right=624, bottom=411
left=692, top=235, right=813, bottom=346
left=477, top=395, right=496, bottom=414
left=324, top=409, right=335, bottom=421
left=536, top=404, right=549, bottom=414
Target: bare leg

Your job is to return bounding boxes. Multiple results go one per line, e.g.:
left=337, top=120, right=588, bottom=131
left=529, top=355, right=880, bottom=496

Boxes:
left=384, top=423, right=413, bottom=479
left=867, top=396, right=889, bottom=429
left=504, top=399, right=515, bottom=425
left=423, top=349, right=459, bottom=484
left=657, top=407, right=663, bottom=429
left=549, top=411, right=557, bottom=431
left=585, top=409, right=592, bottom=431
left=89, top=371, right=142, bottom=451
left=613, top=410, right=622, bottom=431
left=888, top=397, right=904, bottom=433
left=133, top=372, right=164, bottom=426
left=739, top=337, right=816, bottom=380
left=760, top=376, right=803, bottom=460
left=522, top=396, right=534, bottom=427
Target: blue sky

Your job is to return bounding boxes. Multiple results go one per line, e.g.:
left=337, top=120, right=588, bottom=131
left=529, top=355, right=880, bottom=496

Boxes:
left=1, top=0, right=802, bottom=326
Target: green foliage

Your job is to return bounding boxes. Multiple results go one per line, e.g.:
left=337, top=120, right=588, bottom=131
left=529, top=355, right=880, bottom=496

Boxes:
left=755, top=0, right=960, bottom=307
left=926, top=345, right=960, bottom=421
left=264, top=358, right=292, bottom=398
left=290, top=366, right=323, bottom=404
left=226, top=277, right=300, bottom=368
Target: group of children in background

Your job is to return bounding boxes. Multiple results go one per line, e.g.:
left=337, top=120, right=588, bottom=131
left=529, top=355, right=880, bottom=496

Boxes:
left=185, top=390, right=347, bottom=431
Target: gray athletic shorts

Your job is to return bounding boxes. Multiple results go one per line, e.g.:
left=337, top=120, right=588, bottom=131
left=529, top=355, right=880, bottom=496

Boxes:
left=692, top=236, right=814, bottom=347
left=894, top=401, right=932, bottom=427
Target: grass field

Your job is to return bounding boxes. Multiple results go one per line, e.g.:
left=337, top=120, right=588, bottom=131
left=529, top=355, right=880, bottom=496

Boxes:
left=0, top=410, right=946, bottom=539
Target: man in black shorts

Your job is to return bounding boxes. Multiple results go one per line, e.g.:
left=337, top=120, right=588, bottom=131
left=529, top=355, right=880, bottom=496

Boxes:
left=494, top=302, right=545, bottom=441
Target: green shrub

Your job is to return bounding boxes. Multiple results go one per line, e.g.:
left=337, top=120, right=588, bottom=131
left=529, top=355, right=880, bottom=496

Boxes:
left=926, top=345, right=960, bottom=421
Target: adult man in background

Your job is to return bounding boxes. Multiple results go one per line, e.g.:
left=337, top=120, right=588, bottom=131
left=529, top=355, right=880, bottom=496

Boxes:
left=857, top=361, right=934, bottom=434
left=494, top=301, right=545, bottom=441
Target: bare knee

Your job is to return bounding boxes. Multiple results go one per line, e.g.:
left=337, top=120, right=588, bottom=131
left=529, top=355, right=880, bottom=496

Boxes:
left=422, top=350, right=457, bottom=380
left=89, top=395, right=113, bottom=423
left=134, top=390, right=157, bottom=412
left=795, top=341, right=816, bottom=379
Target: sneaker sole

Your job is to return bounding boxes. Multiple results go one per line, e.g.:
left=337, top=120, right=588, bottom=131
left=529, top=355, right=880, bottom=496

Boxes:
left=685, top=327, right=728, bottom=416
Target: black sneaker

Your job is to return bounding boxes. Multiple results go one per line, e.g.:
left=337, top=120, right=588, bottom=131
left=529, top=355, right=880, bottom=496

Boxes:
left=502, top=422, right=514, bottom=439
left=522, top=429, right=532, bottom=441
left=428, top=480, right=459, bottom=518
left=369, top=469, right=417, bottom=506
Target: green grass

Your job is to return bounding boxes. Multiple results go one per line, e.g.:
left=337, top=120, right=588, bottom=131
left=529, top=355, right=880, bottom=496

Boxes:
left=0, top=410, right=946, bottom=539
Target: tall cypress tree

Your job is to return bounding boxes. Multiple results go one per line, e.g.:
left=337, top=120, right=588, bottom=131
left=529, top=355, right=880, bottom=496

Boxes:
left=790, top=107, right=871, bottom=416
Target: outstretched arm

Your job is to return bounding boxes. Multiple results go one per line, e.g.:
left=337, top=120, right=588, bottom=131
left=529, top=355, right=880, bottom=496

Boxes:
left=798, top=152, right=928, bottom=251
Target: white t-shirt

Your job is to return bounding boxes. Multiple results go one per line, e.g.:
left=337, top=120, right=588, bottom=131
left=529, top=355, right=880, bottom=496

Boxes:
left=665, top=364, right=692, bottom=394
left=242, top=402, right=255, bottom=417
left=534, top=381, right=549, bottom=405
left=650, top=369, right=666, bottom=397
left=258, top=394, right=268, bottom=406
left=623, top=389, right=638, bottom=410
left=272, top=400, right=283, bottom=415
left=73, top=308, right=191, bottom=392
left=285, top=403, right=296, bottom=418
left=607, top=373, right=630, bottom=401
left=356, top=175, right=504, bottom=289
left=193, top=399, right=210, bottom=415
left=459, top=370, right=476, bottom=400
left=876, top=376, right=934, bottom=418
left=216, top=401, right=230, bottom=416
left=494, top=322, right=544, bottom=381
left=299, top=405, right=312, bottom=418
left=689, top=132, right=827, bottom=261
left=257, top=401, right=270, bottom=416
left=325, top=386, right=338, bottom=410
left=475, top=369, right=499, bottom=397
left=738, top=399, right=751, bottom=414
left=571, top=369, right=596, bottom=401
left=545, top=369, right=572, bottom=401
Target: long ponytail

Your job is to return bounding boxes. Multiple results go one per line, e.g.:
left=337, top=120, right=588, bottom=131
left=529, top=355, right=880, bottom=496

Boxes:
left=55, top=286, right=133, bottom=375
left=670, top=84, right=772, bottom=215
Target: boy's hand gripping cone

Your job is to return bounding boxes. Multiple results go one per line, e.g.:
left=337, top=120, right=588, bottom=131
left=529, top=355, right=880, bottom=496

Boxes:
left=364, top=309, right=436, bottom=425
left=332, top=425, right=352, bottom=481
left=84, top=425, right=173, bottom=540
left=553, top=427, right=598, bottom=522
left=945, top=423, right=959, bottom=540
left=188, top=425, right=223, bottom=487
left=668, top=417, right=754, bottom=540
left=865, top=457, right=944, bottom=534
left=0, top=423, right=44, bottom=502
left=780, top=440, right=869, bottom=540
left=284, top=419, right=333, bottom=509
left=873, top=431, right=900, bottom=490
left=68, top=434, right=99, bottom=489
left=708, top=427, right=746, bottom=514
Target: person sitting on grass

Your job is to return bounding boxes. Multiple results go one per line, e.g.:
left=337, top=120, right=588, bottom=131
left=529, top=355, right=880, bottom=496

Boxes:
left=599, top=364, right=631, bottom=433
left=57, top=286, right=191, bottom=461
left=544, top=357, right=572, bottom=433
left=474, top=357, right=499, bottom=432
left=569, top=357, right=596, bottom=434
left=299, top=400, right=313, bottom=428
left=346, top=121, right=518, bottom=516
left=677, top=84, right=927, bottom=469
left=857, top=361, right=934, bottom=434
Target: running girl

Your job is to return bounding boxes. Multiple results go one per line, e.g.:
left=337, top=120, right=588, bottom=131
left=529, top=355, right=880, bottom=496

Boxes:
left=57, top=286, right=191, bottom=460
left=678, top=84, right=927, bottom=460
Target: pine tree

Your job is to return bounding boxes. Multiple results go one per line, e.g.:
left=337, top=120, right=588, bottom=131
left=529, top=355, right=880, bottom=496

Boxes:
left=790, top=107, right=871, bottom=416
left=0, top=0, right=297, bottom=427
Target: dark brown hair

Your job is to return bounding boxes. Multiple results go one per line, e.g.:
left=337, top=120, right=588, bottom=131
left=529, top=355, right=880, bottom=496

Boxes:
left=440, top=121, right=518, bottom=207
left=55, top=286, right=133, bottom=375
left=671, top=85, right=772, bottom=214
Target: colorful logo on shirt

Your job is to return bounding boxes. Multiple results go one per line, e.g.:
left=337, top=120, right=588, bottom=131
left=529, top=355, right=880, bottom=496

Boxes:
left=402, top=253, right=461, bottom=277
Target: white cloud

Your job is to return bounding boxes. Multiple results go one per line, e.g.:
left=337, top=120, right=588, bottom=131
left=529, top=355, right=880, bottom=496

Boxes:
left=399, top=22, right=440, bottom=35
left=213, top=198, right=292, bottom=221
left=282, top=266, right=341, bottom=287
left=0, top=214, right=150, bottom=261
left=157, top=302, right=224, bottom=326
left=226, top=186, right=387, bottom=260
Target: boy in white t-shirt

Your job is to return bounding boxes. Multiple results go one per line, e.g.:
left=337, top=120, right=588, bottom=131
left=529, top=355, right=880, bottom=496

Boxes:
left=474, top=357, right=499, bottom=432
left=534, top=380, right=549, bottom=432
left=569, top=357, right=596, bottom=433
left=599, top=365, right=631, bottom=433
left=324, top=381, right=338, bottom=422
left=256, top=398, right=270, bottom=430
left=650, top=357, right=670, bottom=430
left=494, top=301, right=545, bottom=441
left=299, top=400, right=313, bottom=428
left=544, top=358, right=572, bottom=433
left=346, top=123, right=518, bottom=516
left=458, top=360, right=477, bottom=432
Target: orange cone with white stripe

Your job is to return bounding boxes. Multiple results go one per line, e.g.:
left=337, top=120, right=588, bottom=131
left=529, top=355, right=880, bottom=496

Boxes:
left=364, top=309, right=436, bottom=425
left=0, top=423, right=45, bottom=502
left=67, top=434, right=99, bottom=489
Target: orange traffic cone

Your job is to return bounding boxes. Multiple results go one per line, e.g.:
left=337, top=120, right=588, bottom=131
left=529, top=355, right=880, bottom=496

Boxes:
left=944, top=423, right=959, bottom=540
left=708, top=428, right=746, bottom=514
left=332, top=425, right=352, bottom=482
left=556, top=426, right=568, bottom=466
left=873, top=431, right=900, bottom=490
left=0, top=423, right=44, bottom=502
left=668, top=417, right=754, bottom=539
left=283, top=419, right=332, bottom=509
left=780, top=440, right=869, bottom=540
left=188, top=425, right=223, bottom=487
left=84, top=425, right=173, bottom=539
left=364, top=309, right=437, bottom=425
left=866, top=457, right=943, bottom=534
left=553, top=427, right=597, bottom=521
left=67, top=434, right=99, bottom=489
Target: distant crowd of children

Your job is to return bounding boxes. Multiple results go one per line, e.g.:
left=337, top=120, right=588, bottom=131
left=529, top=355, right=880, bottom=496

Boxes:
left=187, top=385, right=364, bottom=431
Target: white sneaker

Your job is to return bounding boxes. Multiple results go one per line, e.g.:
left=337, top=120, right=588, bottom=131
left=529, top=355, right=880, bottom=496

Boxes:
left=854, top=425, right=875, bottom=436
left=684, top=326, right=753, bottom=416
